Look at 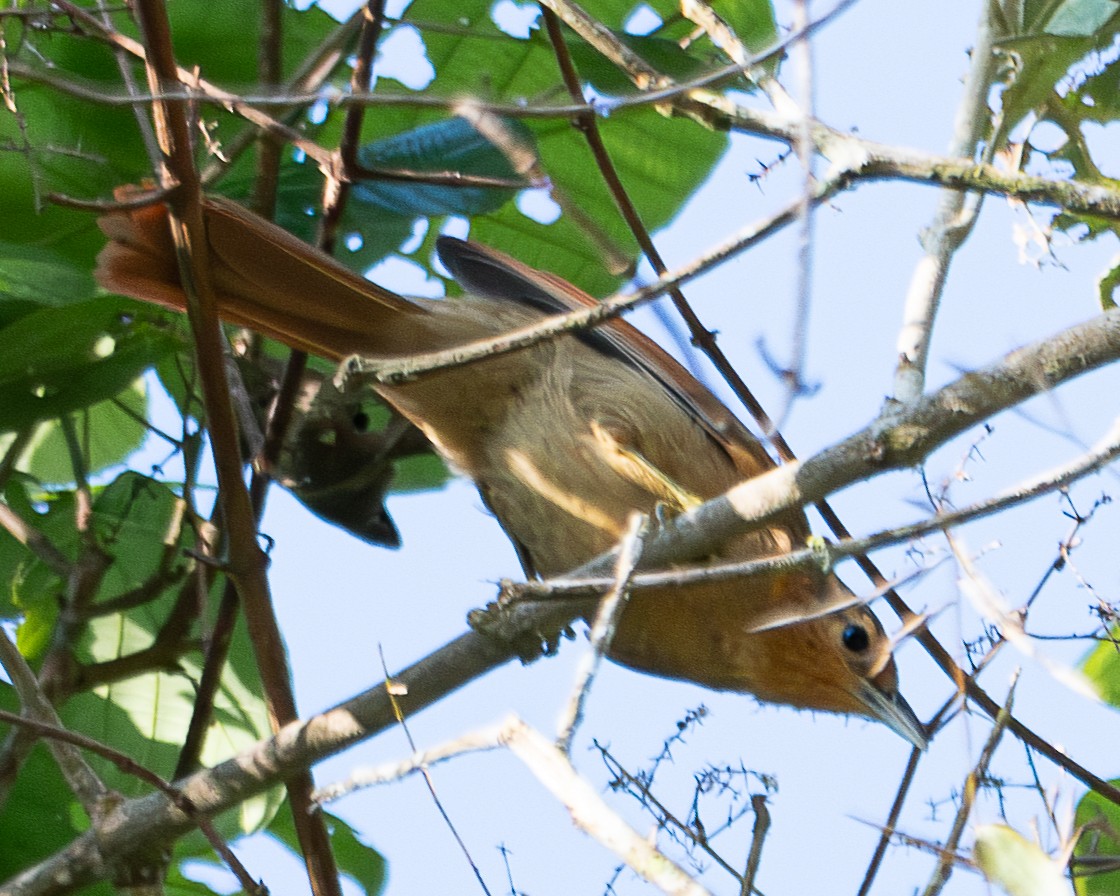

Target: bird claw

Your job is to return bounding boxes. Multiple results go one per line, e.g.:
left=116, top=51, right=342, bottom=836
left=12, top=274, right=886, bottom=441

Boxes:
left=469, top=589, right=574, bottom=663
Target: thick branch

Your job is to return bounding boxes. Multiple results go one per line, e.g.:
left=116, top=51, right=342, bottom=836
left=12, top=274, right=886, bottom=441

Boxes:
left=578, top=308, right=1120, bottom=577
left=0, top=629, right=513, bottom=896
left=893, top=0, right=999, bottom=402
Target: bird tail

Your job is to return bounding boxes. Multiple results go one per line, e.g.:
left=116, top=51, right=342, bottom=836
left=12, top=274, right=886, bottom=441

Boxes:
left=95, top=188, right=425, bottom=361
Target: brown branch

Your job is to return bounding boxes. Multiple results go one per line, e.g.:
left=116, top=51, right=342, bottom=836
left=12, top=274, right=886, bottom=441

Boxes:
left=856, top=746, right=923, bottom=896
left=0, top=708, right=262, bottom=895
left=12, top=51, right=1120, bottom=223
left=740, top=793, right=770, bottom=896
left=131, top=3, right=339, bottom=896
left=921, top=679, right=1016, bottom=896
left=0, top=626, right=515, bottom=896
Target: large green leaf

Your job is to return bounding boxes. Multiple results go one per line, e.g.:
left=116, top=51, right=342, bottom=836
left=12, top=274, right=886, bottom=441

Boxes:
left=337, top=0, right=734, bottom=292
left=0, top=297, right=181, bottom=434
left=0, top=471, right=276, bottom=837
left=16, top=379, right=150, bottom=486
left=354, top=116, right=531, bottom=216
left=995, top=4, right=1120, bottom=148
left=973, top=823, right=1070, bottom=896
left=1080, top=630, right=1120, bottom=708
left=175, top=807, right=387, bottom=896
left=1072, top=635, right=1120, bottom=894
left=0, top=241, right=96, bottom=312
left=0, top=0, right=339, bottom=272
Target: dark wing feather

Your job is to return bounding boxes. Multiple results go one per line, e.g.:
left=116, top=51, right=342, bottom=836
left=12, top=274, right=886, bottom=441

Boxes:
left=436, top=236, right=778, bottom=480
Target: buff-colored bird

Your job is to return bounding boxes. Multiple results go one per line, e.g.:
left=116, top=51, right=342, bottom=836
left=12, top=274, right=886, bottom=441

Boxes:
left=96, top=193, right=926, bottom=748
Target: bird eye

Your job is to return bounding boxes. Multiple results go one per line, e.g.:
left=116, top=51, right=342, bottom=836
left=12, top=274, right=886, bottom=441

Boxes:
left=842, top=623, right=870, bottom=653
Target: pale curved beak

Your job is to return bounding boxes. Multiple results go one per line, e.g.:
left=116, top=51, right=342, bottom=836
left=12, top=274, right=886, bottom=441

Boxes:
left=859, top=682, right=929, bottom=751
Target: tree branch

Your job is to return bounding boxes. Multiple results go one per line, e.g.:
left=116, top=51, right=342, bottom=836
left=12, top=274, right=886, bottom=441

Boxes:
left=7, top=304, right=1120, bottom=896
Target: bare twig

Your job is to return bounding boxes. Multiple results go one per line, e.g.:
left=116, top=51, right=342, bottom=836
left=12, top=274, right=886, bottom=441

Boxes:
left=921, top=674, right=1017, bottom=896
left=740, top=794, right=770, bottom=896
left=378, top=645, right=492, bottom=896
left=343, top=178, right=843, bottom=387
left=555, top=513, right=645, bottom=754
left=893, top=0, right=1001, bottom=403
left=317, top=716, right=713, bottom=896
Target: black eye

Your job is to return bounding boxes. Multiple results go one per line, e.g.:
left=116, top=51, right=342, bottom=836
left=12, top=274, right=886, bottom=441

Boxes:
left=842, top=623, right=870, bottom=653
left=352, top=411, right=370, bottom=432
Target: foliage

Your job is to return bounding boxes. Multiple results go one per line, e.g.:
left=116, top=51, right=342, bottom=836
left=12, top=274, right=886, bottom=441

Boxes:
left=0, top=0, right=1118, bottom=894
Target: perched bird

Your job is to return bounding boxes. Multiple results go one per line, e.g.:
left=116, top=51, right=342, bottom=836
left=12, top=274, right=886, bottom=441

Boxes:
left=96, top=192, right=927, bottom=749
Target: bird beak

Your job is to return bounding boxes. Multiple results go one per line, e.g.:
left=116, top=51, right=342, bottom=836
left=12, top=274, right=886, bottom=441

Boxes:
left=858, top=682, right=929, bottom=751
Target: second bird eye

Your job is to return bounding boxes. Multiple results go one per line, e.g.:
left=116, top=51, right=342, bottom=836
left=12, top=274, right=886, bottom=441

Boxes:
left=842, top=624, right=870, bottom=653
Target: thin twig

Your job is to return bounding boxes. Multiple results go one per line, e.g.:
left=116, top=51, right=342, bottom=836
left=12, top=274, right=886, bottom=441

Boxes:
left=921, top=673, right=1018, bottom=896
left=343, top=179, right=843, bottom=386
left=318, top=716, right=713, bottom=896
left=0, top=628, right=106, bottom=812
left=555, top=513, right=645, bottom=754
left=378, top=645, right=493, bottom=896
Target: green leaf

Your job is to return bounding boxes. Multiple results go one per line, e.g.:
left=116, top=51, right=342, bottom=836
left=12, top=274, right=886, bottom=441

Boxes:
left=716, top=0, right=781, bottom=53
left=0, top=297, right=181, bottom=433
left=180, top=808, right=387, bottom=896
left=62, top=609, right=282, bottom=839
left=973, top=824, right=1070, bottom=896
left=16, top=379, right=150, bottom=485
left=995, top=5, right=1120, bottom=143
left=1098, top=261, right=1120, bottom=309
left=390, top=451, right=449, bottom=493
left=381, top=0, right=729, bottom=292
left=470, top=107, right=728, bottom=295
left=160, top=0, right=338, bottom=84
left=165, top=863, right=230, bottom=896
left=0, top=241, right=96, bottom=309
left=0, top=478, right=72, bottom=647
left=1044, top=0, right=1120, bottom=35
left=567, top=33, right=718, bottom=94
left=0, top=686, right=113, bottom=893
left=1080, top=628, right=1120, bottom=707
left=217, top=3, right=730, bottom=300
left=12, top=473, right=281, bottom=840
left=1057, top=53, right=1120, bottom=124
left=1075, top=783, right=1120, bottom=895
left=266, top=808, right=387, bottom=896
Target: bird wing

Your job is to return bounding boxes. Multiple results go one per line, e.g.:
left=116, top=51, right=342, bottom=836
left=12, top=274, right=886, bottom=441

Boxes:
left=435, top=236, right=785, bottom=492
